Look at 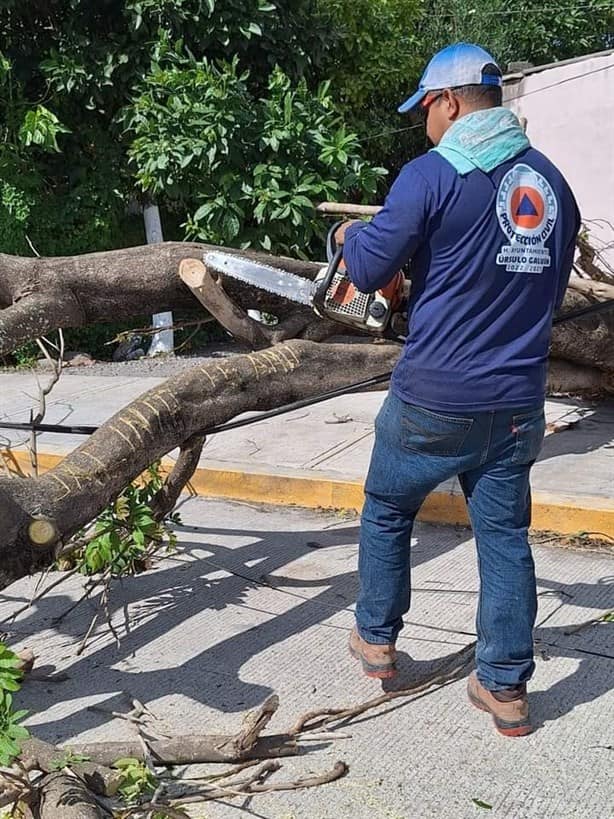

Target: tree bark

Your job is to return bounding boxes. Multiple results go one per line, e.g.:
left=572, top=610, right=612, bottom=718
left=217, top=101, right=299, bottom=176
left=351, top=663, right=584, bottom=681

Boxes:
left=0, top=340, right=399, bottom=586
left=150, top=433, right=206, bottom=521
left=37, top=772, right=103, bottom=819
left=65, top=734, right=298, bottom=766
left=551, top=288, right=614, bottom=374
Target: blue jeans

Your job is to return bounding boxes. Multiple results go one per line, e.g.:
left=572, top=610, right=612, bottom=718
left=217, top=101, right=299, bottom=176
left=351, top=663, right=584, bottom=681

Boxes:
left=357, top=390, right=545, bottom=691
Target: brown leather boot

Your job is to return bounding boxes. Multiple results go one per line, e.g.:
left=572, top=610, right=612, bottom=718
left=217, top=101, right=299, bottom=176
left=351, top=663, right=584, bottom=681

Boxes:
left=467, top=671, right=532, bottom=737
left=348, top=628, right=397, bottom=679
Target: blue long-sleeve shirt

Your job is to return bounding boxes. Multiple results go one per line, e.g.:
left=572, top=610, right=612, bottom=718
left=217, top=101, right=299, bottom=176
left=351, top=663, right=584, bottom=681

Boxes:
left=343, top=148, right=580, bottom=411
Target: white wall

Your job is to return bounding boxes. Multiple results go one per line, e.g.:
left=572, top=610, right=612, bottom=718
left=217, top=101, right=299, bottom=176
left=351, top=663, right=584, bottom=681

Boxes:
left=504, top=51, right=614, bottom=274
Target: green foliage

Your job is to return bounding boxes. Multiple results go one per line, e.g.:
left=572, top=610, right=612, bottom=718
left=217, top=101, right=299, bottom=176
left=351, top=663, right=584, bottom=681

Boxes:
left=0, top=644, right=29, bottom=766
left=74, top=462, right=179, bottom=577
left=0, top=644, right=24, bottom=696
left=112, top=757, right=157, bottom=805
left=18, top=106, right=71, bottom=153
left=320, top=0, right=614, bottom=172
left=418, top=1, right=614, bottom=70
left=0, top=0, right=344, bottom=264
left=1, top=0, right=612, bottom=299
left=11, top=342, right=39, bottom=370
left=126, top=56, right=385, bottom=256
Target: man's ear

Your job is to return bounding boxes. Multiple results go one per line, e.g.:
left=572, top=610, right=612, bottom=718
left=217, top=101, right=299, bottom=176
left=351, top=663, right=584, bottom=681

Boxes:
left=443, top=89, right=461, bottom=120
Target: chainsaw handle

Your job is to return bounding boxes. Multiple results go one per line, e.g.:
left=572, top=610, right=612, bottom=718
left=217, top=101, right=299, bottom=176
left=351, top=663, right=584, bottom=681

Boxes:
left=326, top=220, right=345, bottom=263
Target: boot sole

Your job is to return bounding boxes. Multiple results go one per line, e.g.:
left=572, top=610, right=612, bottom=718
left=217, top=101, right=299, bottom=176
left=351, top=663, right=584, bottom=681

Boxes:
left=468, top=687, right=533, bottom=737
left=349, top=643, right=397, bottom=680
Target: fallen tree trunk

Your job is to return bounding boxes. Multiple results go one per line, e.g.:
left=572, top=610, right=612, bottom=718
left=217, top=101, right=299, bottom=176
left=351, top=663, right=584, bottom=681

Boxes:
left=550, top=287, right=614, bottom=374
left=0, top=243, right=322, bottom=355
left=0, top=242, right=613, bottom=376
left=0, top=340, right=399, bottom=586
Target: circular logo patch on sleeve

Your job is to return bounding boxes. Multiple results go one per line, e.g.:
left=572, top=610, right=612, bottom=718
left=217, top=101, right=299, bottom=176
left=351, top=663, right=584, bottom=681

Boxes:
left=496, top=163, right=558, bottom=274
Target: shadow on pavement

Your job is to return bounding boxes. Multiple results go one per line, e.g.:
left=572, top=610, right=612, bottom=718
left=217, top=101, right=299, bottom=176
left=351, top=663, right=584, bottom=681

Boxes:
left=3, top=518, right=612, bottom=744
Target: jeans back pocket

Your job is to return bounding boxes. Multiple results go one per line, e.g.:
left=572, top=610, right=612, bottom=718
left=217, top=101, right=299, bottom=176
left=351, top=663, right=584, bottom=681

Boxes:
left=511, top=407, right=546, bottom=464
left=401, top=405, right=473, bottom=457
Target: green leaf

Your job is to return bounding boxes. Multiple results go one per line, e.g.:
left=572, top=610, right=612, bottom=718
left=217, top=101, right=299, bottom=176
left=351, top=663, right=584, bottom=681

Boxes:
left=8, top=724, right=30, bottom=740
left=112, top=757, right=143, bottom=769
left=18, top=106, right=70, bottom=153
left=472, top=799, right=493, bottom=810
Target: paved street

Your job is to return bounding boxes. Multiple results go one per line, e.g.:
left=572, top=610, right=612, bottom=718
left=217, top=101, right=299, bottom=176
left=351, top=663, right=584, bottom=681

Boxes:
left=1, top=498, right=612, bottom=818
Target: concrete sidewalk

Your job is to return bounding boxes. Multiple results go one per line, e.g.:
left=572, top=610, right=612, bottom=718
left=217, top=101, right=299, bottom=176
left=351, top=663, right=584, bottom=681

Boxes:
left=1, top=498, right=612, bottom=818
left=1, top=368, right=613, bottom=534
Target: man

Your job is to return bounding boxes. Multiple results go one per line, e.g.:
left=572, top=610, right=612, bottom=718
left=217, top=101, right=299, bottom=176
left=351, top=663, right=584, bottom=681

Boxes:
left=338, top=43, right=580, bottom=737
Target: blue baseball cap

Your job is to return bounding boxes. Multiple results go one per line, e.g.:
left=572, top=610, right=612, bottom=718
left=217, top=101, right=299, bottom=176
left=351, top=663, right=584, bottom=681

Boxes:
left=398, top=43, right=502, bottom=113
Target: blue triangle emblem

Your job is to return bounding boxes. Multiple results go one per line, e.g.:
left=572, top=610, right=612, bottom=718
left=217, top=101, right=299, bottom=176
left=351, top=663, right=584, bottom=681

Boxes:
left=516, top=193, right=538, bottom=217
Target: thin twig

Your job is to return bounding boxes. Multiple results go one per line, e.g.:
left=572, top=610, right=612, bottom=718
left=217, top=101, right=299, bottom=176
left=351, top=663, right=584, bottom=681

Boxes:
left=563, top=611, right=613, bottom=636
left=9, top=566, right=81, bottom=621
left=178, top=761, right=282, bottom=800
left=32, top=562, right=53, bottom=598
left=29, top=330, right=64, bottom=476
left=172, top=324, right=205, bottom=355
left=165, top=759, right=263, bottom=783
left=76, top=611, right=99, bottom=656
left=52, top=567, right=113, bottom=624
left=101, top=580, right=121, bottom=650
left=289, top=641, right=476, bottom=735
left=105, top=318, right=215, bottom=346
left=169, top=760, right=348, bottom=804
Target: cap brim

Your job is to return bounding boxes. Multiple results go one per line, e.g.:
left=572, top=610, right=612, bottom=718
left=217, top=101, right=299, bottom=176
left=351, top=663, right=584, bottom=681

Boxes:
left=398, top=89, right=427, bottom=114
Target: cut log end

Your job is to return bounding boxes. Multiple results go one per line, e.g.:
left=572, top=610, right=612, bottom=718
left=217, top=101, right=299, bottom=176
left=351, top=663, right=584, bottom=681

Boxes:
left=27, top=517, right=60, bottom=549
left=178, top=257, right=208, bottom=288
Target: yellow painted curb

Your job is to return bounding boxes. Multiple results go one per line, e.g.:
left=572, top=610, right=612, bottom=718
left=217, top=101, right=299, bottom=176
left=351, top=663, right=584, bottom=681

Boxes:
left=4, top=449, right=614, bottom=537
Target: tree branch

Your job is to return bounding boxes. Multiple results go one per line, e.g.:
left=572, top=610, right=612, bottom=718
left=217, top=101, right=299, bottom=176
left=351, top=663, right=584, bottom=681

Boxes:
left=179, top=258, right=272, bottom=349
left=150, top=434, right=206, bottom=521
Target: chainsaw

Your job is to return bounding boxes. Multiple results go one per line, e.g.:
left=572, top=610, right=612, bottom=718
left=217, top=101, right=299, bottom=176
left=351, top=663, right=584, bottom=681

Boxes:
left=205, top=223, right=408, bottom=340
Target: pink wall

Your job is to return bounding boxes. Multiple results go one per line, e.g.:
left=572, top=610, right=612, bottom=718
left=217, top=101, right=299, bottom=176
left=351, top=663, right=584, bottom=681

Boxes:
left=504, top=51, right=614, bottom=275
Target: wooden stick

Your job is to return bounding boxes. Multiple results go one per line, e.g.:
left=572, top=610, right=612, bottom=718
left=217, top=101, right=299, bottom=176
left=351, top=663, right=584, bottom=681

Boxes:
left=216, top=694, right=279, bottom=757
left=9, top=566, right=82, bottom=621
left=179, top=258, right=270, bottom=349
left=316, top=202, right=382, bottom=216
left=64, top=733, right=298, bottom=767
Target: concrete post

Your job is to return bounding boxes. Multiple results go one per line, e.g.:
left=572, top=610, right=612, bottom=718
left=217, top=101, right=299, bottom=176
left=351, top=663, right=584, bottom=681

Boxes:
left=144, top=202, right=174, bottom=355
